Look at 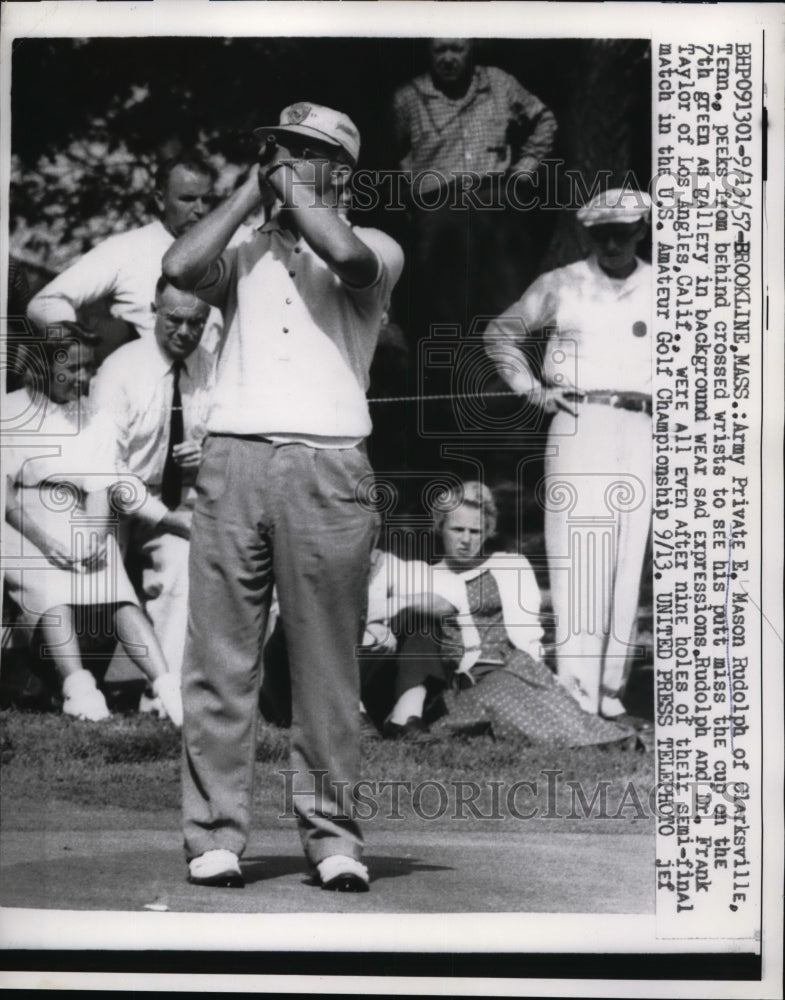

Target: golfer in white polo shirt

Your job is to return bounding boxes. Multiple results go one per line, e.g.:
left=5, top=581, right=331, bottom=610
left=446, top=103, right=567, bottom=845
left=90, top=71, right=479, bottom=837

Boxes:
left=485, top=188, right=652, bottom=724
left=164, top=103, right=403, bottom=892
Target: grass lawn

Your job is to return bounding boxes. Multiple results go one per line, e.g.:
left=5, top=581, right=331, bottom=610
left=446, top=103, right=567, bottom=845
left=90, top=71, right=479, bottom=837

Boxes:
left=1, top=709, right=656, bottom=838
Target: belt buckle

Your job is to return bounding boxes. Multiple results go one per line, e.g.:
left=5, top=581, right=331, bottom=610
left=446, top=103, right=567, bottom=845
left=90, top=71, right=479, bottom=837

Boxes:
left=609, top=393, right=621, bottom=409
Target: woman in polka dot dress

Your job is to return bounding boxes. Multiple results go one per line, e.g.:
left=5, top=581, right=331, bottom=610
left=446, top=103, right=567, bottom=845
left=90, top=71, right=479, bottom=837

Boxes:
left=388, top=481, right=633, bottom=747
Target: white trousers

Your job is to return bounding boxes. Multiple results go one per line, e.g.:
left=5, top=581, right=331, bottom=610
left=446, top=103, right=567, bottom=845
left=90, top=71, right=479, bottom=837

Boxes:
left=543, top=404, right=651, bottom=714
left=128, top=520, right=190, bottom=678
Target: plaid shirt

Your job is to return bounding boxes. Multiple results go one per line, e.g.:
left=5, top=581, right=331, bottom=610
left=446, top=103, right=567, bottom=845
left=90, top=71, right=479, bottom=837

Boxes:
left=392, top=65, right=557, bottom=192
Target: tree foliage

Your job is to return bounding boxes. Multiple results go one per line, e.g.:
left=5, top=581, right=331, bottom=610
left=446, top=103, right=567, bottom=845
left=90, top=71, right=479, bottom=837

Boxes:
left=10, top=36, right=650, bottom=273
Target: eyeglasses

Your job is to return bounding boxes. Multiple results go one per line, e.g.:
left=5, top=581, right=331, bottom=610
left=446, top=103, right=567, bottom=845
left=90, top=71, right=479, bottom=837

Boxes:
left=161, top=314, right=207, bottom=333
left=284, top=142, right=334, bottom=162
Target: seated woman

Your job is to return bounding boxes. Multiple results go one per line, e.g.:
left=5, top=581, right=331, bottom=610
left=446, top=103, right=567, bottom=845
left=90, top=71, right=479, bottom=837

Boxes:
left=3, top=324, right=182, bottom=724
left=383, top=481, right=634, bottom=746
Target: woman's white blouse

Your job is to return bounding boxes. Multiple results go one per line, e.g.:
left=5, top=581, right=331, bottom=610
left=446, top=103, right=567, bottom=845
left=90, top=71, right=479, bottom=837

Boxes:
left=4, top=388, right=119, bottom=493
left=430, top=552, right=545, bottom=673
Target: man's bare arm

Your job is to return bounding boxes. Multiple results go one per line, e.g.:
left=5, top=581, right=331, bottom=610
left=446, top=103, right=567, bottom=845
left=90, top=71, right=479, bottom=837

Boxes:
left=266, top=157, right=378, bottom=288
left=163, top=175, right=262, bottom=290
left=484, top=312, right=577, bottom=416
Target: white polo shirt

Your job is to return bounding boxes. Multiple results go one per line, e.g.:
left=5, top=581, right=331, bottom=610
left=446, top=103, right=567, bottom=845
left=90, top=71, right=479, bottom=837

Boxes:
left=195, top=218, right=403, bottom=442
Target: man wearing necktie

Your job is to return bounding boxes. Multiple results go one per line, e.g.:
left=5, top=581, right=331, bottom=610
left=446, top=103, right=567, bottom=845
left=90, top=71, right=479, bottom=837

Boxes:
left=91, top=277, right=214, bottom=692
left=161, top=358, right=185, bottom=510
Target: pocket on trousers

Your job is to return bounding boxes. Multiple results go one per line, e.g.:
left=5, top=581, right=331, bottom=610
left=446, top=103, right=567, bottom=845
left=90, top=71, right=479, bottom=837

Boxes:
left=194, top=435, right=231, bottom=518
left=316, top=447, right=373, bottom=505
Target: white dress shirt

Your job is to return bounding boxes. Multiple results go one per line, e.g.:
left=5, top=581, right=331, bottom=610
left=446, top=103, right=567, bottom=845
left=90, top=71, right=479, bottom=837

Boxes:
left=485, top=255, right=652, bottom=395
left=90, top=337, right=215, bottom=524
left=26, top=219, right=248, bottom=353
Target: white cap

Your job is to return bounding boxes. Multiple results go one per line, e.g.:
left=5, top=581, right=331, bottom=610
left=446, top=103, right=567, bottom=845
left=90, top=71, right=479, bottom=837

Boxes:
left=254, top=102, right=361, bottom=166
left=577, top=187, right=651, bottom=227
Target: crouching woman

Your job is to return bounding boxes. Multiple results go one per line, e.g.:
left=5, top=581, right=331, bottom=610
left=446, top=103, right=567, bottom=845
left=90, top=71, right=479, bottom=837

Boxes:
left=3, top=325, right=181, bottom=724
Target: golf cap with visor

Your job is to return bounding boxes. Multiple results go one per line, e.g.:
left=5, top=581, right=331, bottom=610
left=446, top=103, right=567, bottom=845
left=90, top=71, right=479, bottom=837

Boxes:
left=254, top=102, right=361, bottom=167
left=577, top=187, right=652, bottom=227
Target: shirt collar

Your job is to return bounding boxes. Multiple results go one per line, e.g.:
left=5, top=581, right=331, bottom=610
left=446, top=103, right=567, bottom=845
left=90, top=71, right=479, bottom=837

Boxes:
left=151, top=217, right=172, bottom=241
left=415, top=65, right=490, bottom=103
left=259, top=210, right=352, bottom=238
left=435, top=554, right=495, bottom=582
left=587, top=253, right=647, bottom=287
left=435, top=552, right=520, bottom=581
left=151, top=337, right=191, bottom=377
left=259, top=216, right=288, bottom=236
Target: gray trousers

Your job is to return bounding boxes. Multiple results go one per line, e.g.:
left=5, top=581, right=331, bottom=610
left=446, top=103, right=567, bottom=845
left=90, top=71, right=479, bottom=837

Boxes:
left=181, top=435, right=378, bottom=865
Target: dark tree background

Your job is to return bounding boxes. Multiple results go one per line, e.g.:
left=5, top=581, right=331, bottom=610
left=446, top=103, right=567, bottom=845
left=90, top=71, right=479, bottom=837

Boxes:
left=10, top=37, right=650, bottom=276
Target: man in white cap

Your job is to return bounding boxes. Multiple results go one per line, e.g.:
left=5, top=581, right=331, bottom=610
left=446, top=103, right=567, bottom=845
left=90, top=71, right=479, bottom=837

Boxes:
left=163, top=103, right=403, bottom=892
left=484, top=187, right=652, bottom=724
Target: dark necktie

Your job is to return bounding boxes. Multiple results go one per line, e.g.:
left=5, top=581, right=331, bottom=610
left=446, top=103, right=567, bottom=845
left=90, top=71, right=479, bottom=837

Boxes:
left=161, top=361, right=184, bottom=510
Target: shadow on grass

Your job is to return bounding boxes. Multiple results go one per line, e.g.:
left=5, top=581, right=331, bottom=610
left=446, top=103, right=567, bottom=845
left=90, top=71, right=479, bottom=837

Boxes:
left=240, top=854, right=454, bottom=887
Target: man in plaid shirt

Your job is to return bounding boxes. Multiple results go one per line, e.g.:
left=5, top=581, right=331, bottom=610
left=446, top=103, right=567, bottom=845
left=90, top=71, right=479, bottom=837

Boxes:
left=391, top=38, right=557, bottom=383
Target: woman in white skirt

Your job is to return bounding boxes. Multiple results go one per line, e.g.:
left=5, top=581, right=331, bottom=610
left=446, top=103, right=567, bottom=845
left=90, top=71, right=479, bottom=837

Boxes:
left=3, top=324, right=181, bottom=724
